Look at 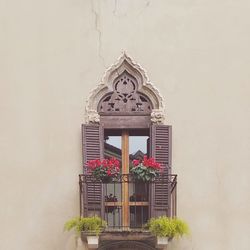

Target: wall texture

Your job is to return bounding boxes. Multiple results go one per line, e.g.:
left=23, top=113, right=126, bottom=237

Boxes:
left=1, top=0, right=250, bottom=250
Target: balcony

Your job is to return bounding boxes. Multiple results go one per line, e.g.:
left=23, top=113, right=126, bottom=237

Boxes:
left=79, top=174, right=177, bottom=230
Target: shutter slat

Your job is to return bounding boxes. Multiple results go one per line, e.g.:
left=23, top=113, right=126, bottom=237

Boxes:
left=150, top=124, right=172, bottom=217
left=82, top=124, right=103, bottom=217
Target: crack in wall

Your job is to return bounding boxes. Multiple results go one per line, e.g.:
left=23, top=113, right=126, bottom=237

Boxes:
left=138, top=0, right=150, bottom=16
left=113, top=0, right=117, bottom=16
left=90, top=0, right=106, bottom=67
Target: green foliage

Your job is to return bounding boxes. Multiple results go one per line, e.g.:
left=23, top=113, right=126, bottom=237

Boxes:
left=172, top=218, right=190, bottom=238
left=130, top=157, right=161, bottom=182
left=148, top=216, right=189, bottom=238
left=64, top=216, right=107, bottom=236
left=130, top=163, right=159, bottom=182
left=64, top=217, right=80, bottom=232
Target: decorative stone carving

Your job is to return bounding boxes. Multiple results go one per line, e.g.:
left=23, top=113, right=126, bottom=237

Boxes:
left=85, top=52, right=166, bottom=124
left=98, top=71, right=152, bottom=114
left=86, top=110, right=100, bottom=124
left=151, top=109, right=165, bottom=124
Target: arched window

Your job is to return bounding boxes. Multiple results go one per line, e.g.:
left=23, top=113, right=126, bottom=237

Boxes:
left=80, top=53, right=175, bottom=230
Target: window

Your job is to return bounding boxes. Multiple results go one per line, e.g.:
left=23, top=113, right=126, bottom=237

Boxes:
left=80, top=53, right=176, bottom=230
left=104, top=129, right=149, bottom=228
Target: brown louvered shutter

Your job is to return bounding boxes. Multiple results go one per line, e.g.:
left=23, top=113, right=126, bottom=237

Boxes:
left=82, top=124, right=104, bottom=217
left=150, top=124, right=172, bottom=217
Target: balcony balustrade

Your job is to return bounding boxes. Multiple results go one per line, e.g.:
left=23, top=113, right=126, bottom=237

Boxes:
left=79, top=174, right=177, bottom=230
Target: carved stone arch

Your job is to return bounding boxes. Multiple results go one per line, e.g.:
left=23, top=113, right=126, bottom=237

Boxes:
left=99, top=240, right=156, bottom=250
left=85, top=52, right=165, bottom=124
left=98, top=70, right=153, bottom=114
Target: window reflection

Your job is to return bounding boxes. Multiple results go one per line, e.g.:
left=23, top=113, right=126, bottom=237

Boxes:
left=104, top=135, right=122, bottom=202
left=105, top=206, right=122, bottom=228
left=130, top=206, right=148, bottom=228
left=129, top=182, right=149, bottom=202
left=129, top=135, right=149, bottom=171
left=129, top=136, right=149, bottom=158
left=104, top=134, right=122, bottom=228
left=129, top=135, right=150, bottom=227
left=129, top=135, right=150, bottom=201
left=104, top=135, right=122, bottom=162
left=103, top=131, right=150, bottom=229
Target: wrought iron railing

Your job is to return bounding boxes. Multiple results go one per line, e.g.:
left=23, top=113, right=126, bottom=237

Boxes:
left=79, top=174, right=177, bottom=229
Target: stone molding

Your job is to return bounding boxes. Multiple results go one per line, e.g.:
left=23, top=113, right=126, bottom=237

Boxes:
left=85, top=52, right=166, bottom=124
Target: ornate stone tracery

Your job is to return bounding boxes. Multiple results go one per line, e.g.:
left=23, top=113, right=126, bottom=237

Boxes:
left=98, top=71, right=152, bottom=114
left=85, top=52, right=165, bottom=124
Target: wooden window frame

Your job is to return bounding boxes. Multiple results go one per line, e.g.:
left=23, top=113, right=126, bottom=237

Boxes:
left=104, top=129, right=150, bottom=228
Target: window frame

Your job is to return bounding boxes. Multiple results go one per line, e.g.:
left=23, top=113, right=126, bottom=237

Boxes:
left=104, top=129, right=150, bottom=228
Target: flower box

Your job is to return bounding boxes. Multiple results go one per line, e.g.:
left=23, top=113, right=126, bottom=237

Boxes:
left=130, top=156, right=161, bottom=182
left=86, top=235, right=99, bottom=249
left=86, top=158, right=120, bottom=182
left=156, top=236, right=168, bottom=248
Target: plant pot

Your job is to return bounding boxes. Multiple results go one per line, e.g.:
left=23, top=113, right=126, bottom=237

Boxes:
left=156, top=237, right=168, bottom=249
left=87, top=235, right=99, bottom=249
left=132, top=174, right=156, bottom=182
left=100, top=176, right=112, bottom=183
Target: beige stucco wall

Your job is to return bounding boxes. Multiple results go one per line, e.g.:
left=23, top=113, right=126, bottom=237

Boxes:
left=1, top=0, right=250, bottom=249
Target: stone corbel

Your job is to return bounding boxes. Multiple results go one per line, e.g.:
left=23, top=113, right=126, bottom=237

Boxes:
left=151, top=109, right=165, bottom=124
left=86, top=110, right=100, bottom=124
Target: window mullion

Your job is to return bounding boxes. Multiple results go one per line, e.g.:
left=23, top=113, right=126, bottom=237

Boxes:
left=122, top=130, right=129, bottom=229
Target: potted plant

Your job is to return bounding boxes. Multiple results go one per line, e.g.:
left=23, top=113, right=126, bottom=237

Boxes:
left=130, top=156, right=161, bottom=182
left=147, top=216, right=189, bottom=248
left=130, top=193, right=146, bottom=201
left=64, top=216, right=107, bottom=249
left=105, top=194, right=118, bottom=213
left=86, top=158, right=120, bottom=182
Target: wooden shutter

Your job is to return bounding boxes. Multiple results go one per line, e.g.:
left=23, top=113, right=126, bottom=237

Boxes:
left=150, top=124, right=172, bottom=217
left=82, top=124, right=104, bottom=217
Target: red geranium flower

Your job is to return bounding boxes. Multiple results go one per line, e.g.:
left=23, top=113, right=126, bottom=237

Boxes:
left=86, top=157, right=121, bottom=181
left=130, top=156, right=161, bottom=181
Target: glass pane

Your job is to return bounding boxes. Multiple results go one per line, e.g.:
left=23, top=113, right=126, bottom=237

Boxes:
left=129, top=135, right=149, bottom=173
left=104, top=135, right=122, bottom=201
left=130, top=206, right=149, bottom=228
left=104, top=135, right=122, bottom=161
left=104, top=182, right=122, bottom=202
left=129, top=135, right=149, bottom=204
left=105, top=206, right=122, bottom=228
left=129, top=182, right=149, bottom=202
left=129, top=136, right=149, bottom=157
